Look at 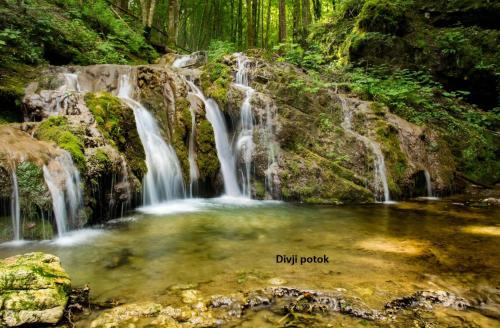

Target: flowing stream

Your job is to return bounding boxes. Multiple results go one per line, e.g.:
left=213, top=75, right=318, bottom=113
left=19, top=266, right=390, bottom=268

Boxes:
left=339, top=96, right=391, bottom=202
left=42, top=151, right=83, bottom=236
left=118, top=74, right=186, bottom=204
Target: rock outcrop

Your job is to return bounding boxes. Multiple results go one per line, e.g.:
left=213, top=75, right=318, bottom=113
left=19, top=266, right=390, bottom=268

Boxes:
left=0, top=252, right=71, bottom=327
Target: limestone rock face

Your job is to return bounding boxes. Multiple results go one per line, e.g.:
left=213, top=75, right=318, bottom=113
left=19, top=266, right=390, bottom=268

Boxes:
left=0, top=252, right=71, bottom=327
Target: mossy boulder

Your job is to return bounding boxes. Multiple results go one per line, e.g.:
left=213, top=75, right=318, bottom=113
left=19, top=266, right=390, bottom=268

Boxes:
left=34, top=116, right=86, bottom=172
left=84, top=92, right=147, bottom=179
left=200, top=62, right=233, bottom=107
left=0, top=252, right=71, bottom=327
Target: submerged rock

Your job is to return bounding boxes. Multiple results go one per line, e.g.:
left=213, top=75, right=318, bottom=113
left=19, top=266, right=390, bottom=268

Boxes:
left=0, top=252, right=71, bottom=327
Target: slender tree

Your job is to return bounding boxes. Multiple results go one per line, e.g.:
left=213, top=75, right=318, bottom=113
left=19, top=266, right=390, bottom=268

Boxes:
left=278, top=0, right=286, bottom=43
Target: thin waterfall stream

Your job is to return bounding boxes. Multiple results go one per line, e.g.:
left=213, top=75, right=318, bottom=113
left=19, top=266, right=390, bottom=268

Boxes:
left=10, top=170, right=21, bottom=241
left=339, top=96, right=391, bottom=203
left=234, top=54, right=255, bottom=198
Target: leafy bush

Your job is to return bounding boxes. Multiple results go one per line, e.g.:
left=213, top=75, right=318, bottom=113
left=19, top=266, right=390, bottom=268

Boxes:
left=207, top=40, right=237, bottom=62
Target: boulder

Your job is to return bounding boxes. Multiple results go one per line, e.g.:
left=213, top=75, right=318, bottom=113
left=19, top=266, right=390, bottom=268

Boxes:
left=0, top=252, right=71, bottom=327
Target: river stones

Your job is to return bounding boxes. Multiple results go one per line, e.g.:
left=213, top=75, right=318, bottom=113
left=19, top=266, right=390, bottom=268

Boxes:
left=0, top=252, right=71, bottom=327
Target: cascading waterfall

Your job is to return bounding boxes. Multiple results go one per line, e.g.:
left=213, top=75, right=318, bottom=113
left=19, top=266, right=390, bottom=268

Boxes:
left=339, top=96, right=391, bottom=203
left=10, top=171, right=21, bottom=240
left=118, top=74, right=186, bottom=204
left=42, top=151, right=83, bottom=236
left=186, top=80, right=242, bottom=197
left=63, top=73, right=81, bottom=92
left=235, top=54, right=255, bottom=198
left=172, top=55, right=192, bottom=68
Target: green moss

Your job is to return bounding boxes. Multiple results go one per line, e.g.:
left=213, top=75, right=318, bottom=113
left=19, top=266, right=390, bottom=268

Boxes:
left=280, top=149, right=373, bottom=204
left=375, top=122, right=407, bottom=196
left=356, top=0, right=412, bottom=36
left=35, top=116, right=86, bottom=171
left=85, top=92, right=146, bottom=179
left=200, top=62, right=233, bottom=107
left=16, top=162, right=51, bottom=220
left=196, top=120, right=220, bottom=181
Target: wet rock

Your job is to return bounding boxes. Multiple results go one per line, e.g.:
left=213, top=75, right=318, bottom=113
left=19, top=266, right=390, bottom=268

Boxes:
left=0, top=252, right=71, bottom=327
left=482, top=198, right=500, bottom=207
left=90, top=302, right=163, bottom=327
left=385, top=290, right=470, bottom=312
left=181, top=289, right=203, bottom=304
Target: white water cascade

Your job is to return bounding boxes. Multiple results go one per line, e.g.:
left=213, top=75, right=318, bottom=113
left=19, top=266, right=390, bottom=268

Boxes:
left=339, top=96, right=391, bottom=203
left=118, top=74, right=186, bottom=204
left=186, top=80, right=242, bottom=197
left=10, top=171, right=21, bottom=240
left=63, top=73, right=81, bottom=92
left=172, top=55, right=192, bottom=68
left=235, top=54, right=255, bottom=197
left=43, top=151, right=83, bottom=236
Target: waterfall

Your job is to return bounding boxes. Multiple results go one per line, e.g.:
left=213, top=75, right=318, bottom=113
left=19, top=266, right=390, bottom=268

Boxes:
left=63, top=73, right=81, bottom=92
left=10, top=171, right=21, bottom=240
left=262, top=103, right=279, bottom=198
left=186, top=80, right=242, bottom=197
left=118, top=74, right=186, bottom=205
left=172, top=55, right=192, bottom=68
left=43, top=151, right=83, bottom=236
left=339, top=96, right=391, bottom=203
left=424, top=170, right=433, bottom=198
left=235, top=53, right=255, bottom=198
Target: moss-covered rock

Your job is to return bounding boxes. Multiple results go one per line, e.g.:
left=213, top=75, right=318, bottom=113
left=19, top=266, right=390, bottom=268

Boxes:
left=34, top=116, right=86, bottom=172
left=0, top=252, right=71, bottom=327
left=200, top=62, right=233, bottom=107
left=84, top=92, right=146, bottom=179
left=196, top=120, right=220, bottom=186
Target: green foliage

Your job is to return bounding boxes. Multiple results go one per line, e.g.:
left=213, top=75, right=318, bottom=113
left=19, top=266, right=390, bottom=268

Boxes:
left=207, top=40, right=236, bottom=62
left=0, top=0, right=157, bottom=68
left=35, top=116, right=86, bottom=171
left=274, top=43, right=325, bottom=71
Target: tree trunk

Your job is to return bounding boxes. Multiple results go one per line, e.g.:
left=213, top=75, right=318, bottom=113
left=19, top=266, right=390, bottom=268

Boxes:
left=168, top=0, right=179, bottom=46
left=293, top=0, right=301, bottom=42
left=278, top=0, right=286, bottom=43
left=147, top=0, right=157, bottom=28
left=301, top=0, right=311, bottom=39
left=265, top=0, right=272, bottom=47
left=252, top=0, right=258, bottom=47
left=238, top=0, right=243, bottom=48
left=246, top=0, right=254, bottom=48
